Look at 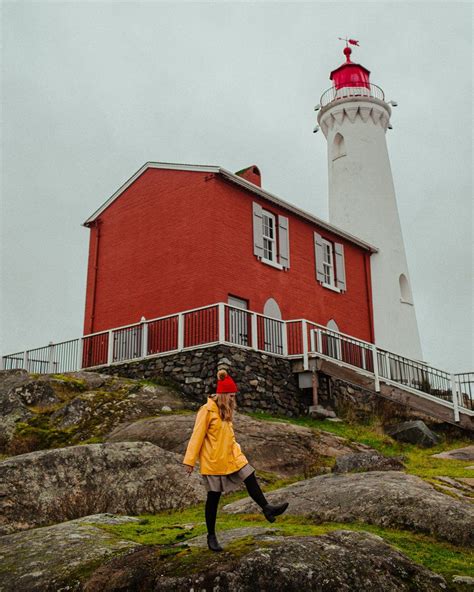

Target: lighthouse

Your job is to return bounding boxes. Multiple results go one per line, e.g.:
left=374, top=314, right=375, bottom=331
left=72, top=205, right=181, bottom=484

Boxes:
left=316, top=43, right=424, bottom=362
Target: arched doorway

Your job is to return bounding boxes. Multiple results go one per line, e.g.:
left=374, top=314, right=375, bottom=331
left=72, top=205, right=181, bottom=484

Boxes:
left=326, top=319, right=342, bottom=360
left=262, top=298, right=283, bottom=354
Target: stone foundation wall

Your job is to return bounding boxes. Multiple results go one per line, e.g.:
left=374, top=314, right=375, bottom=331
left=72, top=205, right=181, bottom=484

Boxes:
left=316, top=373, right=471, bottom=436
left=317, top=373, right=408, bottom=423
left=87, top=346, right=306, bottom=417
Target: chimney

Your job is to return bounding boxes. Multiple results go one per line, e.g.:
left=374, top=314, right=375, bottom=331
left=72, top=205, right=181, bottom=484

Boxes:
left=235, top=165, right=262, bottom=187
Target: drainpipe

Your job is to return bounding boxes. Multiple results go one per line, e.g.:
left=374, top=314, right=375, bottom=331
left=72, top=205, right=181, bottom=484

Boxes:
left=88, top=219, right=102, bottom=334
left=364, top=252, right=376, bottom=343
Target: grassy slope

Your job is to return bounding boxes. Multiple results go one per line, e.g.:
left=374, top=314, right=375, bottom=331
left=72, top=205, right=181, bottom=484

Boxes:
left=97, top=412, right=474, bottom=586
left=248, top=411, right=474, bottom=480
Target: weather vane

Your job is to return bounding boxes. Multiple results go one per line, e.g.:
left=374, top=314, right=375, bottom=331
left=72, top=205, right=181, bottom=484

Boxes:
left=338, top=37, right=360, bottom=48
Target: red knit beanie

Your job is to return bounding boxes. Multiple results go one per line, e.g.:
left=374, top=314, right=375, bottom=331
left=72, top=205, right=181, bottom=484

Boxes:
left=216, top=369, right=238, bottom=393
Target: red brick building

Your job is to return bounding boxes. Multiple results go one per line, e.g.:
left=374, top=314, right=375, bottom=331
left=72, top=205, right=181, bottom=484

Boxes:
left=83, top=162, right=377, bottom=343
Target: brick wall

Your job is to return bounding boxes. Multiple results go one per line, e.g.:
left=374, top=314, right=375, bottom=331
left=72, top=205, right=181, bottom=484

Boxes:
left=83, top=167, right=374, bottom=342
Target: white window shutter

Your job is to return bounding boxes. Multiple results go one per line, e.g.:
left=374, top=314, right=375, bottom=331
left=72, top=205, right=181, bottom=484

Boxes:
left=252, top=202, right=264, bottom=258
left=335, top=242, right=347, bottom=291
left=314, top=232, right=325, bottom=283
left=278, top=215, right=290, bottom=269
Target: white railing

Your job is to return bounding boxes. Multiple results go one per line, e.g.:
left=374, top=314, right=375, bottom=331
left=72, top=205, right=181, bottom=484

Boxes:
left=320, top=83, right=385, bottom=107
left=2, top=302, right=472, bottom=421
left=307, top=325, right=473, bottom=420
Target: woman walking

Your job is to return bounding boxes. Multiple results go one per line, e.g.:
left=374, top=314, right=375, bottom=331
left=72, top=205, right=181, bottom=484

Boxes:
left=183, top=369, right=289, bottom=552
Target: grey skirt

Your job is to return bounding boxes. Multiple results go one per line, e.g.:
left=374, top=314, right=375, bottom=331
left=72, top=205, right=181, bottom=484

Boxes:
left=202, top=463, right=255, bottom=493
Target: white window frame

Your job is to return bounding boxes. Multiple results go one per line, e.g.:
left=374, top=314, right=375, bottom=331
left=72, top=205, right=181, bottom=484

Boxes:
left=262, top=210, right=278, bottom=265
left=321, top=238, right=336, bottom=287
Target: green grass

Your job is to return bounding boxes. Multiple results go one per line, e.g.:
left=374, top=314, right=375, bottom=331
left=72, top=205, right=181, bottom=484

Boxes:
left=96, top=505, right=474, bottom=583
left=51, top=374, right=88, bottom=390
left=247, top=411, right=474, bottom=480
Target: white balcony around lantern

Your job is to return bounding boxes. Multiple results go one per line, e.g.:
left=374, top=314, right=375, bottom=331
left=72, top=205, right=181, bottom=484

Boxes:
left=320, top=83, right=385, bottom=108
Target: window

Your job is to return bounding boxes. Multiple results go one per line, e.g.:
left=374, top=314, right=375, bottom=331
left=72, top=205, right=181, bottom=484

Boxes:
left=332, top=133, right=346, bottom=160
left=321, top=238, right=335, bottom=285
left=252, top=202, right=290, bottom=270
left=399, top=273, right=413, bottom=305
left=262, top=211, right=276, bottom=263
left=314, top=232, right=346, bottom=292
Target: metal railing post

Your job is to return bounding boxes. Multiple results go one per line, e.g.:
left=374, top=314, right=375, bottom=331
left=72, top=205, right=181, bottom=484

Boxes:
left=141, top=318, right=148, bottom=358
left=372, top=344, right=380, bottom=392
left=251, top=313, right=258, bottom=350
left=48, top=341, right=55, bottom=373
left=107, top=330, right=114, bottom=365
left=302, top=320, right=309, bottom=370
left=0, top=356, right=4, bottom=371
left=77, top=338, right=83, bottom=370
left=385, top=352, right=391, bottom=380
left=310, top=327, right=315, bottom=352
left=282, top=322, right=288, bottom=357
left=177, top=314, right=184, bottom=351
left=450, top=373, right=460, bottom=422
left=218, top=303, right=226, bottom=343
left=361, top=346, right=367, bottom=370
left=23, top=350, right=29, bottom=372
left=317, top=328, right=323, bottom=354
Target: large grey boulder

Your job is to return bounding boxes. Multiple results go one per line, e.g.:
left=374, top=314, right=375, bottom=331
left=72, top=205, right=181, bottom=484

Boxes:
left=106, top=412, right=372, bottom=478
left=83, top=530, right=447, bottom=592
left=432, top=445, right=474, bottom=461
left=333, top=451, right=405, bottom=473
left=0, top=514, right=140, bottom=592
left=385, top=420, right=440, bottom=447
left=0, top=441, right=205, bottom=535
left=223, top=471, right=474, bottom=546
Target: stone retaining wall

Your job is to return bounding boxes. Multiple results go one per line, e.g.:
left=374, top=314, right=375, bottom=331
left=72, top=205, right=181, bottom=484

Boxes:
left=87, top=346, right=306, bottom=417
left=317, top=373, right=407, bottom=423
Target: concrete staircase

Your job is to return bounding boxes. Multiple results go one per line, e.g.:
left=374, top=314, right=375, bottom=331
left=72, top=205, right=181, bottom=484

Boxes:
left=292, top=356, right=474, bottom=431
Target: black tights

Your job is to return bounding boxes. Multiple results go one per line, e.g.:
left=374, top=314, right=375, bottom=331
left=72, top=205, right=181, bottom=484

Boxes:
left=205, top=471, right=268, bottom=535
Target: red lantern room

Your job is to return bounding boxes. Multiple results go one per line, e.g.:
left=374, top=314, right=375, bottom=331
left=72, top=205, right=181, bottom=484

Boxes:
left=330, top=46, right=370, bottom=90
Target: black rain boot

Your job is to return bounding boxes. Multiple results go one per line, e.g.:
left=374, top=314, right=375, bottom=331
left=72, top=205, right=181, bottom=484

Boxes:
left=263, top=502, right=289, bottom=523
left=207, top=533, right=223, bottom=552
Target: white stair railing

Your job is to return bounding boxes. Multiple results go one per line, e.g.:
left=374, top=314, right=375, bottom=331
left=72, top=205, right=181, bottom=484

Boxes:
left=2, top=302, right=472, bottom=420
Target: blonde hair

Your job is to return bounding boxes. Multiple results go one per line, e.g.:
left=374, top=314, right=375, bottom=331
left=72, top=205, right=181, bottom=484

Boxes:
left=214, top=368, right=236, bottom=421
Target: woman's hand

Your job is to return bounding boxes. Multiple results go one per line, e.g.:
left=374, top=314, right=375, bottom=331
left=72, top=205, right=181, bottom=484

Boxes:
left=184, top=464, right=194, bottom=475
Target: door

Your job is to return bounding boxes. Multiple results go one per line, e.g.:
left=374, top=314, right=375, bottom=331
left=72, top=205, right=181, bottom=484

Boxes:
left=227, top=296, right=249, bottom=346
left=263, top=298, right=283, bottom=354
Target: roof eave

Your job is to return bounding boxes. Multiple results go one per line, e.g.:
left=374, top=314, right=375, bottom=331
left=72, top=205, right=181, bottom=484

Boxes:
left=82, top=162, right=221, bottom=226
left=82, top=161, right=378, bottom=253
left=218, top=168, right=378, bottom=253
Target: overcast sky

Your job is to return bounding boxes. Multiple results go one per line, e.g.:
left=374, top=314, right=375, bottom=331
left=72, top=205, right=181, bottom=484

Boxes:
left=1, top=1, right=472, bottom=372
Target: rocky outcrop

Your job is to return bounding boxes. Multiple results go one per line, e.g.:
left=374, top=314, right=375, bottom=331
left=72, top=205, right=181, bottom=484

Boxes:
left=333, top=451, right=405, bottom=473
left=0, top=441, right=205, bottom=535
left=84, top=529, right=447, bottom=592
left=0, top=514, right=140, bottom=592
left=223, top=471, right=474, bottom=546
left=385, top=420, right=440, bottom=447
left=432, top=445, right=474, bottom=461
left=106, top=412, right=373, bottom=477
left=0, top=369, right=189, bottom=455
left=0, top=520, right=448, bottom=592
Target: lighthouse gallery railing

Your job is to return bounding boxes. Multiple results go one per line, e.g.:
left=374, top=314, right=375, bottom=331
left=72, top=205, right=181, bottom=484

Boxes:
left=2, top=302, right=472, bottom=420
left=320, top=83, right=385, bottom=108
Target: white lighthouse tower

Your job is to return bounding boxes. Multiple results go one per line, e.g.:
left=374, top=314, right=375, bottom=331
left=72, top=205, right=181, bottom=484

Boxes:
left=317, top=44, right=423, bottom=362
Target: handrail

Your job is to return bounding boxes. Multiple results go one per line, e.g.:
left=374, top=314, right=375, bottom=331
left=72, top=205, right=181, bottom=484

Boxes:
left=1, top=301, right=472, bottom=420
left=320, top=83, right=385, bottom=108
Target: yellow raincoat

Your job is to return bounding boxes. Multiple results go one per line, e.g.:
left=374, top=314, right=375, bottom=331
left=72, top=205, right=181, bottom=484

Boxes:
left=183, top=397, right=248, bottom=475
